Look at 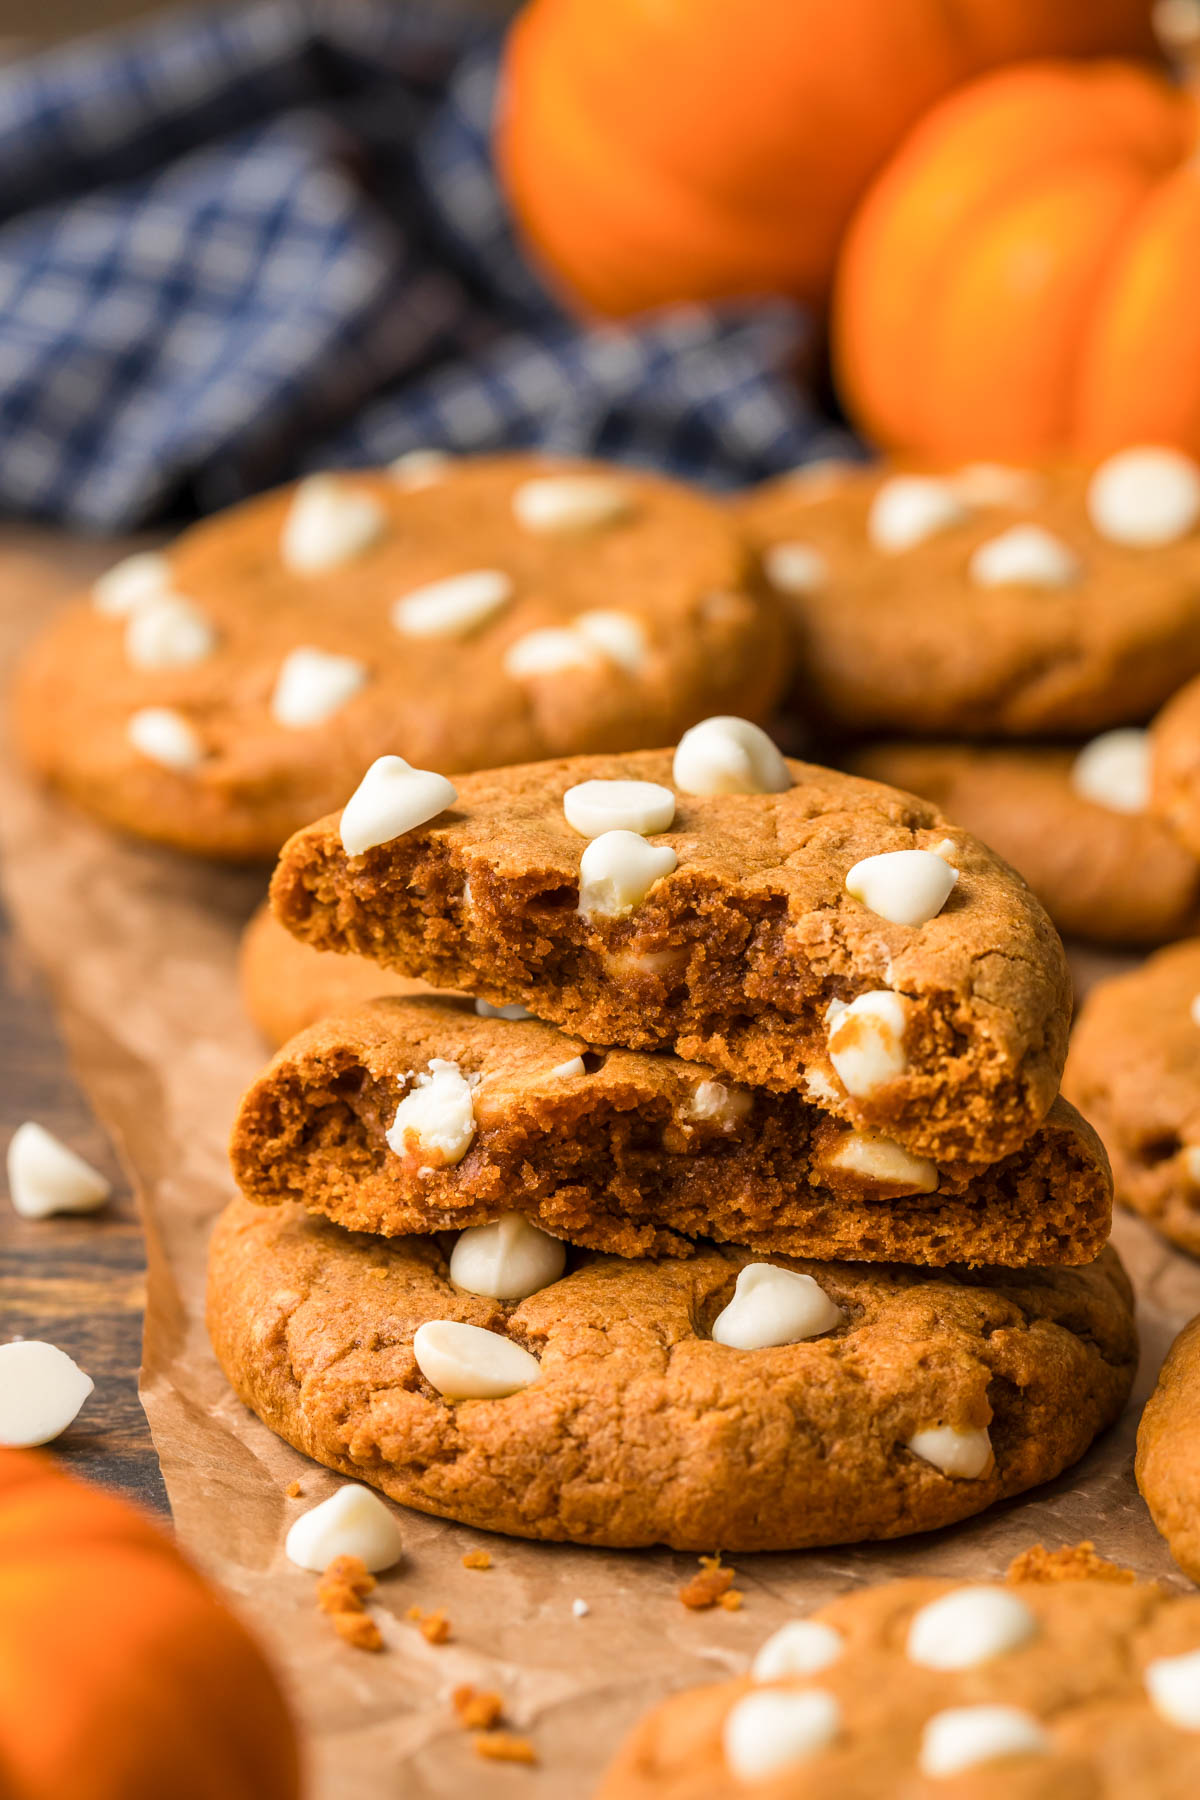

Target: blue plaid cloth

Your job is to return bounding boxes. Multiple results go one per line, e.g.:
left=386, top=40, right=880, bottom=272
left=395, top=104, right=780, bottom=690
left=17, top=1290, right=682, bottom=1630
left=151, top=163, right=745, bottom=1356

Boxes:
left=0, top=0, right=849, bottom=530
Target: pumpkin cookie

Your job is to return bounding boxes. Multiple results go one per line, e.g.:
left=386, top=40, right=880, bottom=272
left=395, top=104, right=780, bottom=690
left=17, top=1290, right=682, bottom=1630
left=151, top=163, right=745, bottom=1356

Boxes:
left=739, top=452, right=1200, bottom=737
left=231, top=995, right=1111, bottom=1267
left=207, top=1196, right=1135, bottom=1551
left=852, top=740, right=1200, bottom=947
left=1152, top=671, right=1200, bottom=860
left=1064, top=940, right=1200, bottom=1255
left=598, top=1561, right=1200, bottom=1795
left=1138, top=1314, right=1200, bottom=1585
left=13, top=456, right=786, bottom=859
left=270, top=740, right=1071, bottom=1165
left=239, top=902, right=440, bottom=1046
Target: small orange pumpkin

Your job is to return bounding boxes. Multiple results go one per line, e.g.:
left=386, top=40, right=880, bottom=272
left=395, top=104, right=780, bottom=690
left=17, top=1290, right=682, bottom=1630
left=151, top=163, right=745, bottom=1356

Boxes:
left=496, top=0, right=1161, bottom=319
left=833, top=58, right=1200, bottom=460
left=0, top=1449, right=301, bottom=1800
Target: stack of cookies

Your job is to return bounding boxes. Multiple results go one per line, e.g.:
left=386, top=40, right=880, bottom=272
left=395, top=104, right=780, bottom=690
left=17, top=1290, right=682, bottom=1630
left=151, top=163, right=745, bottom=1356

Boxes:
left=208, top=716, right=1136, bottom=1551
left=739, top=448, right=1200, bottom=948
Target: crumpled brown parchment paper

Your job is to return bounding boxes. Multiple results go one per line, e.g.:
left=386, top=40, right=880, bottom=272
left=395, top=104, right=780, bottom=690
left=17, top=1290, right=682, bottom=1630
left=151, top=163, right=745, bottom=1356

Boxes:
left=2, top=534, right=1200, bottom=1799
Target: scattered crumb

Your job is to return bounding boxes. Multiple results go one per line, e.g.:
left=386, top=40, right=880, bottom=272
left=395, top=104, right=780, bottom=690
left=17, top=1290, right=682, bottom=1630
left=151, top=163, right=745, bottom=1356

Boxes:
left=473, top=1733, right=538, bottom=1766
left=317, top=1555, right=376, bottom=1614
left=285, top=1480, right=302, bottom=1499
left=370, top=1265, right=389, bottom=1280
left=718, top=1588, right=744, bottom=1612
left=407, top=1605, right=452, bottom=1645
left=453, top=1685, right=504, bottom=1731
left=572, top=1598, right=590, bottom=1618
left=331, top=1610, right=383, bottom=1652
left=1007, top=1542, right=1137, bottom=1586
left=679, top=1553, right=739, bottom=1611
left=462, top=1549, right=492, bottom=1571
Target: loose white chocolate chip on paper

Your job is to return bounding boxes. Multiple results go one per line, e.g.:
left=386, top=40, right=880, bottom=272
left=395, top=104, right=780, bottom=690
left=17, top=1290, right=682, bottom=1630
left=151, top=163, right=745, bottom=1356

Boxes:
left=1088, top=446, right=1200, bottom=547
left=845, top=848, right=958, bottom=926
left=827, top=991, right=909, bottom=1097
left=449, top=1213, right=566, bottom=1301
left=1070, top=728, right=1150, bottom=814
left=92, top=550, right=172, bottom=615
left=751, top=1620, right=844, bottom=1683
left=827, top=1128, right=938, bottom=1194
left=968, top=523, right=1081, bottom=589
left=388, top=447, right=451, bottom=488
left=919, top=1705, right=1050, bottom=1777
left=907, top=1587, right=1036, bottom=1670
left=413, top=1319, right=541, bottom=1400
left=763, top=541, right=828, bottom=595
left=339, top=755, right=457, bottom=857
left=0, top=1340, right=94, bottom=1447
left=908, top=1423, right=993, bottom=1479
left=391, top=569, right=513, bottom=639
left=7, top=1121, right=110, bottom=1220
left=577, top=830, right=677, bottom=919
left=386, top=1059, right=476, bottom=1167
left=285, top=1484, right=404, bottom=1573
left=1145, top=1648, right=1200, bottom=1729
left=672, top=716, right=790, bottom=797
left=127, top=706, right=205, bottom=771
left=124, top=596, right=217, bottom=670
left=271, top=646, right=367, bottom=727
left=512, top=474, right=632, bottom=534
left=280, top=473, right=386, bottom=573
left=722, top=1689, right=841, bottom=1781
left=868, top=474, right=969, bottom=552
left=563, top=778, right=675, bottom=839
left=572, top=1598, right=590, bottom=1619
left=711, top=1263, right=843, bottom=1351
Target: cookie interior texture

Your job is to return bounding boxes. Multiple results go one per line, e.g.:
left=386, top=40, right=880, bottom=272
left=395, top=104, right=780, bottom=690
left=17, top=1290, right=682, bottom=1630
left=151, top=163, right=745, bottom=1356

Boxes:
left=1064, top=938, right=1200, bottom=1255
left=597, top=1570, right=1200, bottom=1796
left=206, top=1197, right=1135, bottom=1552
left=13, top=455, right=788, bottom=859
left=1137, top=1314, right=1200, bottom=1586
left=740, top=459, right=1200, bottom=736
left=231, top=996, right=1111, bottom=1267
left=852, top=741, right=1200, bottom=947
left=270, top=750, right=1071, bottom=1166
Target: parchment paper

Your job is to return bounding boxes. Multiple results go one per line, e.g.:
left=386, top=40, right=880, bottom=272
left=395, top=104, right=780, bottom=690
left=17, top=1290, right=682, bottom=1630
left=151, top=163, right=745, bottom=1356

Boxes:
left=3, top=535, right=1200, bottom=1798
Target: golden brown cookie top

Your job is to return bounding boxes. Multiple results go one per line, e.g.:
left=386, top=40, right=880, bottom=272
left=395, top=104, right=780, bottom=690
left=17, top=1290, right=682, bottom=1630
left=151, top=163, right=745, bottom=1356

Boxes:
left=599, top=1566, right=1200, bottom=1797
left=739, top=456, right=1200, bottom=736
left=13, top=455, right=787, bottom=859
left=271, top=745, right=1071, bottom=1164
left=1138, top=1314, right=1200, bottom=1587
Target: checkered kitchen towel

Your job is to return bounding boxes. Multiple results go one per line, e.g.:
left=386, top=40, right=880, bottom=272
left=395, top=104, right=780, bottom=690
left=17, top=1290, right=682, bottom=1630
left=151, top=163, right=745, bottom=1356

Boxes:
left=0, top=0, right=848, bottom=530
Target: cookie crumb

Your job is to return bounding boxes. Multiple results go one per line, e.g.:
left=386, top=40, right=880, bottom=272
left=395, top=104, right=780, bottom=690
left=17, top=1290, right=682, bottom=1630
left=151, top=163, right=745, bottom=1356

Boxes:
left=572, top=1598, right=590, bottom=1618
left=1007, top=1542, right=1136, bottom=1586
left=331, top=1609, right=383, bottom=1652
left=317, top=1554, right=376, bottom=1614
left=285, top=1480, right=302, bottom=1499
left=406, top=1605, right=452, bottom=1645
left=718, top=1588, right=744, bottom=1612
left=473, top=1732, right=538, bottom=1765
left=462, top=1549, right=492, bottom=1571
left=679, top=1553, right=738, bottom=1611
left=453, top=1685, right=504, bottom=1731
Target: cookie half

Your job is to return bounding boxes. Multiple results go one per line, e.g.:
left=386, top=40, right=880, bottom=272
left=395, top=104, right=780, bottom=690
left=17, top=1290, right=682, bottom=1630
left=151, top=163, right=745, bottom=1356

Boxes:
left=14, top=456, right=787, bottom=859
left=271, top=748, right=1071, bottom=1165
left=1064, top=939, right=1200, bottom=1255
left=739, top=458, right=1200, bottom=736
left=231, top=996, right=1111, bottom=1267
left=599, top=1563, right=1200, bottom=1795
left=1137, top=1314, right=1200, bottom=1585
left=852, top=742, right=1200, bottom=947
left=207, top=1197, right=1135, bottom=1551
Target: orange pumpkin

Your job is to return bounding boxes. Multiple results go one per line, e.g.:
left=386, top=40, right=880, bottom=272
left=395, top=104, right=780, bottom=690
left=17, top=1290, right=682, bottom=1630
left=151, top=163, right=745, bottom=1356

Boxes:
left=834, top=58, right=1200, bottom=460
left=496, top=0, right=1161, bottom=320
left=0, top=1449, right=301, bottom=1800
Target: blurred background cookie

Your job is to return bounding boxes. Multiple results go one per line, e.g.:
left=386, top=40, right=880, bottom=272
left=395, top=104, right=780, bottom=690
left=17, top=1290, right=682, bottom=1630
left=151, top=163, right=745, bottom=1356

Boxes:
left=1137, top=1312, right=1200, bottom=1584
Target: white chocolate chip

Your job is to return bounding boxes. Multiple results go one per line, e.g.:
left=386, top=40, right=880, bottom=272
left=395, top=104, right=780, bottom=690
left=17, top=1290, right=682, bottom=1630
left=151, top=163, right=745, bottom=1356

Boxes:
left=920, top=1706, right=1050, bottom=1777
left=577, top=830, right=677, bottom=919
left=951, top=464, right=1044, bottom=509
left=92, top=550, right=171, bottom=616
left=845, top=849, right=958, bottom=927
left=513, top=474, right=632, bottom=534
left=711, top=1263, right=843, bottom=1351
left=908, top=1424, right=993, bottom=1479
left=1155, top=0, right=1200, bottom=50
left=827, top=991, right=909, bottom=1097
left=547, top=1055, right=586, bottom=1079
left=284, top=1484, right=404, bottom=1573
left=604, top=944, right=688, bottom=980
left=1088, top=446, right=1200, bottom=546
left=503, top=626, right=599, bottom=677
left=412, top=1319, right=540, bottom=1399
left=0, top=1340, right=93, bottom=1446
left=280, top=474, right=386, bottom=574
left=574, top=609, right=648, bottom=673
left=672, top=716, right=790, bottom=796
left=7, top=1122, right=110, bottom=1220
left=907, top=1587, right=1036, bottom=1670
left=805, top=1069, right=839, bottom=1104
left=563, top=779, right=675, bottom=839
left=1184, top=1145, right=1200, bottom=1186
left=868, top=475, right=970, bottom=553
left=391, top=569, right=513, bottom=639
left=826, top=1128, right=938, bottom=1194
left=388, top=447, right=451, bottom=489
left=722, top=1689, right=840, bottom=1781
left=1070, top=728, right=1150, bottom=814
left=763, top=541, right=828, bottom=595
left=449, top=1213, right=566, bottom=1301
left=1145, top=1648, right=1200, bottom=1729
left=339, top=755, right=457, bottom=857
left=968, top=524, right=1081, bottom=589
left=751, top=1620, right=844, bottom=1683
left=127, top=706, right=204, bottom=771
left=1191, top=993, right=1200, bottom=1028
left=124, top=596, right=217, bottom=670
left=687, top=1080, right=753, bottom=1129
left=572, top=1598, right=590, bottom=1618
left=270, top=646, right=367, bottom=727
left=386, top=1059, right=476, bottom=1167
left=474, top=999, right=533, bottom=1021
left=929, top=837, right=957, bottom=860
